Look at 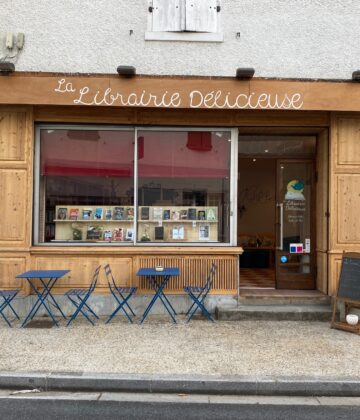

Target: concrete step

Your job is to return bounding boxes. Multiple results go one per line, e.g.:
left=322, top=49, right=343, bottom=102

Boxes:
left=237, top=296, right=332, bottom=306
left=215, top=304, right=333, bottom=321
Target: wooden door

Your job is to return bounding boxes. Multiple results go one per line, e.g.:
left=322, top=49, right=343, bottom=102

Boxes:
left=275, top=160, right=316, bottom=289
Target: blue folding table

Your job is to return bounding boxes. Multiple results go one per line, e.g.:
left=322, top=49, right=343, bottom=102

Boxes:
left=137, top=268, right=179, bottom=323
left=16, top=270, right=69, bottom=327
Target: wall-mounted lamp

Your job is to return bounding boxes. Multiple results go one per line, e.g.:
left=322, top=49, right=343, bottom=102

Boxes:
left=117, top=65, right=136, bottom=77
left=352, top=70, right=360, bottom=82
left=236, top=67, right=255, bottom=80
left=0, top=62, right=15, bottom=75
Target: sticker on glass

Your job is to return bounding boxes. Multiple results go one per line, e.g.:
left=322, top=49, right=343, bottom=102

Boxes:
left=285, top=180, right=305, bottom=201
left=289, top=243, right=304, bottom=254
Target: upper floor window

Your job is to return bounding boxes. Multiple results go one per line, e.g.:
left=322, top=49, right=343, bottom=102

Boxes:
left=146, top=0, right=223, bottom=42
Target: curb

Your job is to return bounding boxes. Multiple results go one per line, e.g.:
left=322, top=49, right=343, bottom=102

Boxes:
left=0, top=372, right=360, bottom=397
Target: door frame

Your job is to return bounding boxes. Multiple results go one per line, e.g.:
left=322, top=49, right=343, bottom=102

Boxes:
left=238, top=127, right=329, bottom=292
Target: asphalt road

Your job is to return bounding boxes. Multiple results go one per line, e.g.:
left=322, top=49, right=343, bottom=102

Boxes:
left=1, top=392, right=360, bottom=420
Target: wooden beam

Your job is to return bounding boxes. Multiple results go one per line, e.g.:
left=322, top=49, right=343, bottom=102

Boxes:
left=0, top=73, right=359, bottom=112
left=33, top=106, right=330, bottom=127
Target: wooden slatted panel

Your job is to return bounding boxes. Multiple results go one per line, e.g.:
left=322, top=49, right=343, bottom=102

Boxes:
left=136, top=255, right=237, bottom=292
left=0, top=108, right=32, bottom=248
left=329, top=115, right=360, bottom=295
left=329, top=254, right=343, bottom=296
left=0, top=111, right=27, bottom=161
left=33, top=256, right=132, bottom=293
left=0, top=257, right=26, bottom=290
left=0, top=169, right=27, bottom=242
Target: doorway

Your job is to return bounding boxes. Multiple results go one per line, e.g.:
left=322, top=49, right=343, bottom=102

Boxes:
left=238, top=135, right=317, bottom=290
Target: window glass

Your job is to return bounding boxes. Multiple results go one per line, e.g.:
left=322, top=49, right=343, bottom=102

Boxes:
left=39, top=129, right=135, bottom=244
left=238, top=136, right=316, bottom=157
left=137, top=130, right=231, bottom=243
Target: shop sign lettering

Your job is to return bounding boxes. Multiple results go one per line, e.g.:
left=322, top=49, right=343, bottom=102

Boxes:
left=287, top=214, right=304, bottom=224
left=54, top=78, right=304, bottom=110
left=285, top=200, right=306, bottom=212
left=285, top=199, right=306, bottom=224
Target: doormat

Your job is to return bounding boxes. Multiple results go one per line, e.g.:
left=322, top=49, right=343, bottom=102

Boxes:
left=24, top=319, right=55, bottom=329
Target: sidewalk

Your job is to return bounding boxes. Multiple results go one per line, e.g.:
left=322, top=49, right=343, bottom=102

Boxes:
left=0, top=318, right=359, bottom=378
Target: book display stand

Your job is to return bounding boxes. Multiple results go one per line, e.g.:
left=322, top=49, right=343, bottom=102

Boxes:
left=137, top=206, right=219, bottom=243
left=53, top=205, right=135, bottom=242
left=53, top=205, right=219, bottom=243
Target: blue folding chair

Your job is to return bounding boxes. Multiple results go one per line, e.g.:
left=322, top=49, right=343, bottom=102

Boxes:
left=0, top=289, right=20, bottom=327
left=184, top=263, right=217, bottom=322
left=104, top=264, right=137, bottom=324
left=65, top=266, right=101, bottom=326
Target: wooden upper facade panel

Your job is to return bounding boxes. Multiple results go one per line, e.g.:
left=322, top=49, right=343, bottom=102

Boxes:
left=0, top=74, right=359, bottom=112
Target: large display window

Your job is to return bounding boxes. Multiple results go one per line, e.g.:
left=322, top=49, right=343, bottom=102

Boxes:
left=34, top=126, right=236, bottom=245
left=137, top=130, right=231, bottom=243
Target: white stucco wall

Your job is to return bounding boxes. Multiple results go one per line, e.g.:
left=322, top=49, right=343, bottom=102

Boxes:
left=1, top=0, right=359, bottom=79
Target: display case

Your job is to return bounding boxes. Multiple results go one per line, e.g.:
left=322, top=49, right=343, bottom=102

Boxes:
left=54, top=205, right=219, bottom=243
left=54, top=205, right=135, bottom=242
left=137, top=206, right=219, bottom=243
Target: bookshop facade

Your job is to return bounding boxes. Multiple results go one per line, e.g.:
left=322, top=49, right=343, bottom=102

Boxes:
left=1, top=74, right=360, bottom=299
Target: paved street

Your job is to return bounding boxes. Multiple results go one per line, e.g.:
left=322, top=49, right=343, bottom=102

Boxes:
left=1, top=391, right=360, bottom=420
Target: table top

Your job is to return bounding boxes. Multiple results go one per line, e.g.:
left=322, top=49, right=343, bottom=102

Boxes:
left=137, top=268, right=180, bottom=277
left=16, top=270, right=70, bottom=279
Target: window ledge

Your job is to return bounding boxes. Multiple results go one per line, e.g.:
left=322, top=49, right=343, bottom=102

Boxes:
left=30, top=246, right=243, bottom=255
left=145, top=31, right=223, bottom=43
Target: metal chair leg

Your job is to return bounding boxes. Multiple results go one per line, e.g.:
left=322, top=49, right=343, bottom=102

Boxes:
left=186, top=292, right=214, bottom=322
left=66, top=295, right=96, bottom=326
left=106, top=291, right=134, bottom=323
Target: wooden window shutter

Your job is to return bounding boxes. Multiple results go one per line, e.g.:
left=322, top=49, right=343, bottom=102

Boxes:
left=152, top=0, right=185, bottom=32
left=185, top=0, right=219, bottom=33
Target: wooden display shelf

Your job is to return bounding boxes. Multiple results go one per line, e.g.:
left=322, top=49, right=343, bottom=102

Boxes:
left=54, top=219, right=133, bottom=223
left=31, top=246, right=243, bottom=255
left=139, top=220, right=218, bottom=223
left=51, top=239, right=132, bottom=243
left=54, top=205, right=219, bottom=242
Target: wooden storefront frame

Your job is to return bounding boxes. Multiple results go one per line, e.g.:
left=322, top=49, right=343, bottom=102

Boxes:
left=1, top=104, right=332, bottom=295
left=1, top=74, right=360, bottom=296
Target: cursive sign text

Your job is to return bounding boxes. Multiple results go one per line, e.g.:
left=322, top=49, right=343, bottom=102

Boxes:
left=54, top=78, right=304, bottom=110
